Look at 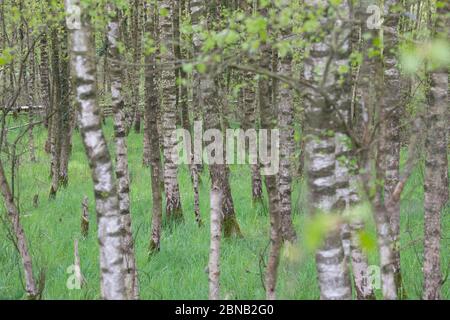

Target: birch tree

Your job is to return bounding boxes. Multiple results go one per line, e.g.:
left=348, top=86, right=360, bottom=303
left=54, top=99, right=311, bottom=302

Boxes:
left=208, top=185, right=222, bottom=300
left=382, top=0, right=404, bottom=296
left=423, top=1, right=449, bottom=300
left=303, top=0, right=352, bottom=300
left=277, top=22, right=297, bottom=243
left=257, top=5, right=282, bottom=300
left=65, top=0, right=127, bottom=299
left=193, top=0, right=242, bottom=237
left=160, top=0, right=183, bottom=222
left=106, top=2, right=139, bottom=299
left=145, top=1, right=164, bottom=252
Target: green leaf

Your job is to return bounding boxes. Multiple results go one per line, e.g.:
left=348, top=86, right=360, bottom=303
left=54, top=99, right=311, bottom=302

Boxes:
left=330, top=0, right=342, bottom=6
left=182, top=63, right=193, bottom=74
left=304, top=213, right=341, bottom=251
left=0, top=48, right=14, bottom=66
left=429, top=39, right=450, bottom=67
left=245, top=17, right=267, bottom=36
left=400, top=46, right=421, bottom=73
left=224, top=30, right=240, bottom=45
left=303, top=19, right=319, bottom=32
left=338, top=64, right=350, bottom=75
left=196, top=63, right=206, bottom=74
left=159, top=7, right=169, bottom=17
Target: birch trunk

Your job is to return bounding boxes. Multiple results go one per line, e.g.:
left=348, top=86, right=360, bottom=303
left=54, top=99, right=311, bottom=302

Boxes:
left=160, top=0, right=183, bottom=222
left=244, top=78, right=263, bottom=205
left=49, top=26, right=62, bottom=198
left=131, top=0, right=142, bottom=133
left=208, top=186, right=222, bottom=300
left=277, top=43, right=297, bottom=243
left=189, top=0, right=205, bottom=227
left=145, top=2, right=164, bottom=252
left=107, top=3, right=139, bottom=299
left=192, top=0, right=240, bottom=235
left=26, top=30, right=37, bottom=163
left=65, top=0, right=127, bottom=299
left=40, top=31, right=51, bottom=130
left=303, top=0, right=352, bottom=300
left=329, top=0, right=375, bottom=299
left=179, top=0, right=201, bottom=227
left=58, top=25, right=72, bottom=187
left=373, top=136, right=398, bottom=300
left=423, top=1, right=449, bottom=300
left=258, top=6, right=281, bottom=300
left=382, top=0, right=403, bottom=297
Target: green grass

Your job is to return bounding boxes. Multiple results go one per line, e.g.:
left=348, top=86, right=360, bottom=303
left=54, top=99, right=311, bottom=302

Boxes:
left=0, top=118, right=448, bottom=299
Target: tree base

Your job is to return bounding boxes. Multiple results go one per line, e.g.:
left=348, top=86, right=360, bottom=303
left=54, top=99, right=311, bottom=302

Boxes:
left=148, top=240, right=160, bottom=255
left=223, top=215, right=243, bottom=238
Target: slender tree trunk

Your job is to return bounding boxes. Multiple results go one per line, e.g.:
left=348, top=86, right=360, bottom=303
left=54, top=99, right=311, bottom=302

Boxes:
left=202, top=67, right=242, bottom=238
left=26, top=29, right=37, bottom=163
left=208, top=185, right=222, bottom=300
left=186, top=0, right=205, bottom=227
left=21, top=21, right=37, bottom=162
left=40, top=31, right=51, bottom=130
left=58, top=25, right=72, bottom=187
left=107, top=3, right=139, bottom=299
left=303, top=0, right=352, bottom=300
left=205, top=4, right=242, bottom=238
left=160, top=0, right=183, bottom=222
left=382, top=0, right=404, bottom=297
left=328, top=0, right=375, bottom=300
left=178, top=0, right=202, bottom=227
left=131, top=0, right=142, bottom=133
left=0, top=161, right=38, bottom=299
left=65, top=0, right=127, bottom=299
left=239, top=2, right=263, bottom=206
left=373, top=134, right=398, bottom=300
left=242, top=71, right=263, bottom=206
left=353, top=0, right=396, bottom=300
left=49, top=26, right=62, bottom=198
left=143, top=115, right=151, bottom=166
left=423, top=1, right=449, bottom=300
left=173, top=0, right=182, bottom=126
left=145, top=2, right=164, bottom=252
left=277, top=40, right=297, bottom=243
left=257, top=6, right=281, bottom=300
left=81, top=196, right=89, bottom=238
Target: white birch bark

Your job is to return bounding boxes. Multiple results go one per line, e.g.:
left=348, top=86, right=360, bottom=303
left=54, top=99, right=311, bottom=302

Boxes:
left=208, top=185, right=223, bottom=300
left=107, top=3, right=139, bottom=299
left=65, top=0, right=127, bottom=299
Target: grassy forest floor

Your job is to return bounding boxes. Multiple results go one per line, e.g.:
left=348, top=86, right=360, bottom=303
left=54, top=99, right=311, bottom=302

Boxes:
left=0, top=118, right=449, bottom=299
